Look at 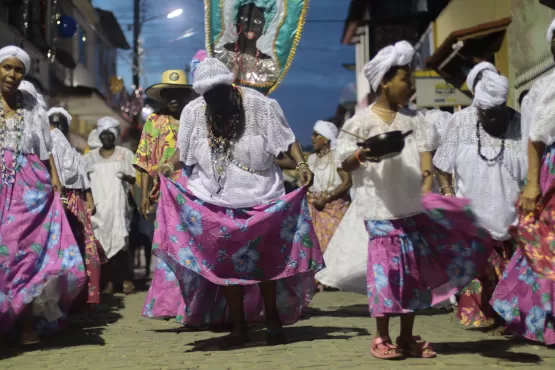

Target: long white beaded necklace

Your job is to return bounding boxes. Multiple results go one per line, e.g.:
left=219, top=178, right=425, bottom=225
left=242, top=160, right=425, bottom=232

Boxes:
left=0, top=92, right=24, bottom=185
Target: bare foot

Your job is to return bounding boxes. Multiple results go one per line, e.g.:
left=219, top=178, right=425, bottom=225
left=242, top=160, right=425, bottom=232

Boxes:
left=123, top=281, right=135, bottom=295
left=102, top=282, right=114, bottom=295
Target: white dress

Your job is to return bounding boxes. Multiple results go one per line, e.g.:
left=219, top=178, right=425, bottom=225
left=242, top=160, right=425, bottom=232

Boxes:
left=85, top=146, right=135, bottom=259
left=307, top=151, right=342, bottom=194
left=178, top=87, right=296, bottom=208
left=433, top=107, right=527, bottom=241
left=50, top=128, right=81, bottom=188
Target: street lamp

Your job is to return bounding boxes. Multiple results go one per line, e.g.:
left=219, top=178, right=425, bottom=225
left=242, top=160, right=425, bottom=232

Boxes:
left=167, top=9, right=183, bottom=19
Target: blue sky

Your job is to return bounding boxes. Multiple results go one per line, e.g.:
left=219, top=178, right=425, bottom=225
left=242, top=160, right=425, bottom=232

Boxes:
left=93, top=0, right=355, bottom=144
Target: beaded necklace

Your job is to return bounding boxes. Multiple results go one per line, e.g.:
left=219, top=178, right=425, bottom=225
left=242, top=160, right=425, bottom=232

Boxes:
left=0, top=92, right=24, bottom=185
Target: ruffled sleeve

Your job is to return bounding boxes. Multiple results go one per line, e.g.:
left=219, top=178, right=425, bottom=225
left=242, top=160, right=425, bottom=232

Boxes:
left=133, top=114, right=155, bottom=173
left=178, top=103, right=198, bottom=166
left=50, top=128, right=79, bottom=187
left=121, top=147, right=137, bottom=178
left=529, top=75, right=555, bottom=145
left=21, top=95, right=52, bottom=160
left=433, top=113, right=459, bottom=173
left=336, top=116, right=361, bottom=164
left=413, top=112, right=439, bottom=152
left=265, top=99, right=296, bottom=157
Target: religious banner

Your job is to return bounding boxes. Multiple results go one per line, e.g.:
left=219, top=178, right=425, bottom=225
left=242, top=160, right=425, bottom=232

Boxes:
left=205, top=0, right=309, bottom=95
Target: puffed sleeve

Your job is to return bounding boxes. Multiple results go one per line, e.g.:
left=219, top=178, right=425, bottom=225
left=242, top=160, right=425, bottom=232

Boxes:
left=414, top=112, right=439, bottom=152
left=76, top=151, right=91, bottom=190
left=122, top=148, right=137, bottom=177
left=51, top=129, right=79, bottom=186
left=336, top=116, right=361, bottom=163
left=265, top=99, right=296, bottom=156
left=133, top=114, right=155, bottom=173
left=178, top=103, right=198, bottom=166
left=433, top=113, right=459, bottom=173
left=529, top=76, right=555, bottom=145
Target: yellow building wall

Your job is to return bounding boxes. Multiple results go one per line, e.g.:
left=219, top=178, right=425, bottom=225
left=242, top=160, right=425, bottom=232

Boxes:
left=434, top=0, right=511, bottom=48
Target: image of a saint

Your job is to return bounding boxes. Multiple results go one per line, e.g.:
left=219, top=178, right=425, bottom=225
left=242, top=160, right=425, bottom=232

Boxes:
left=213, top=0, right=282, bottom=87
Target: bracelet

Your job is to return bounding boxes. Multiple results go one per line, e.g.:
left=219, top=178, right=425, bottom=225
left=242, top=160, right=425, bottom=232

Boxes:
left=444, top=193, right=455, bottom=197
left=422, top=170, right=432, bottom=178
left=439, top=185, right=454, bottom=191
left=164, top=162, right=175, bottom=173
left=295, top=161, right=309, bottom=171
left=355, top=149, right=365, bottom=164
left=61, top=197, right=68, bottom=204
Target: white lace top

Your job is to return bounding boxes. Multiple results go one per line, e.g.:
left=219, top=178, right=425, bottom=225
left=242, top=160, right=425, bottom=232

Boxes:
left=178, top=87, right=295, bottom=208
left=308, top=151, right=343, bottom=193
left=50, top=128, right=80, bottom=188
left=337, top=106, right=439, bottom=220
left=433, top=107, right=527, bottom=240
left=525, top=72, right=555, bottom=145
left=2, top=92, right=52, bottom=161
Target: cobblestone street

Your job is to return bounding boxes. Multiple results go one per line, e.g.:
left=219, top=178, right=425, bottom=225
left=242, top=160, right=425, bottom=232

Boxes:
left=1, top=289, right=554, bottom=369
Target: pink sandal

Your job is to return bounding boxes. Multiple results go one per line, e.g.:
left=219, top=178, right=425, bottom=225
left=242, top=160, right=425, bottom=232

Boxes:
left=396, top=335, right=437, bottom=358
left=370, top=336, right=404, bottom=360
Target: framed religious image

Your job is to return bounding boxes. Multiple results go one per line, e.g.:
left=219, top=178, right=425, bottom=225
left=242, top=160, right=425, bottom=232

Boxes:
left=205, top=0, right=309, bottom=95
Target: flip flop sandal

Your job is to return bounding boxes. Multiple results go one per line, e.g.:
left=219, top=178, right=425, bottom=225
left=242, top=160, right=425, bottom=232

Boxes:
left=122, top=282, right=135, bottom=295
left=396, top=335, right=437, bottom=358
left=370, top=336, right=404, bottom=360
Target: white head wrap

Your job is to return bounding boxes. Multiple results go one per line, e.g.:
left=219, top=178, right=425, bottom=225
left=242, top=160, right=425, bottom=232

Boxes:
left=19, top=80, right=46, bottom=108
left=0, top=46, right=31, bottom=75
left=547, top=19, right=555, bottom=42
left=473, top=70, right=509, bottom=109
left=47, top=107, right=72, bottom=126
left=97, top=116, right=120, bottom=138
left=363, top=41, right=415, bottom=92
left=466, top=61, right=497, bottom=94
left=313, top=120, right=339, bottom=149
left=87, top=129, right=101, bottom=149
left=192, top=58, right=235, bottom=95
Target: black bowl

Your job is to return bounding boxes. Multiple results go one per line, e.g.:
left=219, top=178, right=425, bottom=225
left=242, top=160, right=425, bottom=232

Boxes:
left=356, top=130, right=413, bottom=160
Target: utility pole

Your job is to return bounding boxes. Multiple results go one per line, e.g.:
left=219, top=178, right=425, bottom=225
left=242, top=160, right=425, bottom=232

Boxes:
left=132, top=0, right=141, bottom=126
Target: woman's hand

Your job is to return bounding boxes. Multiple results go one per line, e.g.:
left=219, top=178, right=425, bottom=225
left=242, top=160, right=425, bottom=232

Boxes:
left=86, top=198, right=96, bottom=216
left=313, top=196, right=328, bottom=211
left=519, top=182, right=541, bottom=214
left=297, top=166, right=314, bottom=187
left=158, top=163, right=174, bottom=178
left=51, top=176, right=62, bottom=194
left=140, top=195, right=151, bottom=219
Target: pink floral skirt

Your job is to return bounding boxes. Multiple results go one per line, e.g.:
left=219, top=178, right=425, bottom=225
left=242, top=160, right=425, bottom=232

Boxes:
left=365, top=194, right=494, bottom=317
left=142, top=176, right=324, bottom=327
left=0, top=152, right=86, bottom=333
left=308, top=195, right=349, bottom=252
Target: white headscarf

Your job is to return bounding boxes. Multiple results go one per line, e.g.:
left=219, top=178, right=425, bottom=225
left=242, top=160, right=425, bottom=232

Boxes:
left=0, top=46, right=31, bottom=75
left=363, top=41, right=415, bottom=92
left=47, top=107, right=72, bottom=125
left=466, top=61, right=497, bottom=94
left=547, top=19, right=555, bottom=42
left=313, top=120, right=339, bottom=149
left=473, top=70, right=509, bottom=109
left=97, top=116, right=120, bottom=138
left=87, top=129, right=101, bottom=149
left=19, top=80, right=46, bottom=109
left=192, top=58, right=235, bottom=95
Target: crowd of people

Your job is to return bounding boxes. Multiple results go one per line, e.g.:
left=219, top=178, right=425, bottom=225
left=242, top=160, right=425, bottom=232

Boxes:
left=1, top=16, right=555, bottom=361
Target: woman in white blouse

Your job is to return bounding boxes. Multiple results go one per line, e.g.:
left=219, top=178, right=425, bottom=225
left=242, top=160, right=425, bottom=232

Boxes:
left=434, top=63, right=526, bottom=330
left=149, top=58, right=322, bottom=347
left=0, top=46, right=86, bottom=343
left=48, top=107, right=106, bottom=309
left=337, top=41, right=493, bottom=360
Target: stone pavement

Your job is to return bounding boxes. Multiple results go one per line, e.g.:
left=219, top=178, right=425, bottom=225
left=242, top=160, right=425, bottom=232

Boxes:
left=1, top=290, right=554, bottom=370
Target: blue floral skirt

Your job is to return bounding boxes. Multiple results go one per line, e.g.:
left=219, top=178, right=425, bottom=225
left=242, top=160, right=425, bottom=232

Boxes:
left=364, top=194, right=494, bottom=317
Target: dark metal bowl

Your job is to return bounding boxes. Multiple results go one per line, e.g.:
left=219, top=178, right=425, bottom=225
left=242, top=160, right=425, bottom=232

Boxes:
left=356, top=130, right=413, bottom=160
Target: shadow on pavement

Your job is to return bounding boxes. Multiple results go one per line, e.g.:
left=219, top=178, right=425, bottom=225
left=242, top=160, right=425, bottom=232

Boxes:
left=434, top=338, right=543, bottom=364
left=183, top=325, right=371, bottom=352
left=0, top=294, right=124, bottom=360
left=302, top=304, right=452, bottom=319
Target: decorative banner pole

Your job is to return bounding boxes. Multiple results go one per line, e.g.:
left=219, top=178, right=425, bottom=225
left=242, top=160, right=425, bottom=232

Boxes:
left=204, top=0, right=309, bottom=95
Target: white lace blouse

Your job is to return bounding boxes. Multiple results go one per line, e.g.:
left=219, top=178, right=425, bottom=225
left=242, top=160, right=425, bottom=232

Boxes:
left=307, top=151, right=343, bottom=193
left=524, top=72, right=555, bottom=146
left=50, top=128, right=80, bottom=188
left=433, top=107, right=527, bottom=240
left=337, top=106, right=439, bottom=220
left=2, top=92, right=52, bottom=161
left=178, top=87, right=296, bottom=208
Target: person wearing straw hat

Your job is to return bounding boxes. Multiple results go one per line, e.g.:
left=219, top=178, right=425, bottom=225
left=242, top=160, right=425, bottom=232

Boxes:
left=136, top=55, right=202, bottom=320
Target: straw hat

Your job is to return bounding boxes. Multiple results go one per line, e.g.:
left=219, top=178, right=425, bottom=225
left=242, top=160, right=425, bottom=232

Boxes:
left=144, top=70, right=193, bottom=102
